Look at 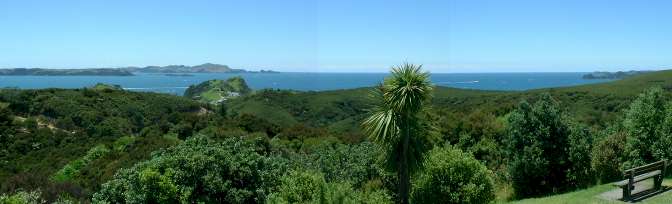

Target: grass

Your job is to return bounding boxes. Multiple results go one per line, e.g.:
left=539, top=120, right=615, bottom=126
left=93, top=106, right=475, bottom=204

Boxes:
left=200, top=88, right=223, bottom=102
left=507, top=178, right=672, bottom=204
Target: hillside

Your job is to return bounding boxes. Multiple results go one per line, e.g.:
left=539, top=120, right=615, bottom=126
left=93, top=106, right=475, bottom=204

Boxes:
left=127, top=63, right=247, bottom=73
left=227, top=70, right=672, bottom=138
left=2, top=69, right=672, bottom=202
left=0, top=87, right=204, bottom=201
left=183, top=76, right=252, bottom=103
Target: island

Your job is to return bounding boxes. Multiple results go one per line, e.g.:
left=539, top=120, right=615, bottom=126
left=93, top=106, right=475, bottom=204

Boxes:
left=125, top=63, right=248, bottom=73
left=0, top=63, right=278, bottom=76
left=183, top=76, right=252, bottom=104
left=0, top=68, right=133, bottom=76
left=582, top=70, right=651, bottom=79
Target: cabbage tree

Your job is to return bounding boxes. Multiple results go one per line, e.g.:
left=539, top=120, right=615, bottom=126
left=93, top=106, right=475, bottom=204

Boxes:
left=362, top=63, right=433, bottom=204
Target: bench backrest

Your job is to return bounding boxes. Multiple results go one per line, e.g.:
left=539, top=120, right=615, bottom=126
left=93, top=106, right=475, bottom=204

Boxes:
left=624, top=160, right=667, bottom=177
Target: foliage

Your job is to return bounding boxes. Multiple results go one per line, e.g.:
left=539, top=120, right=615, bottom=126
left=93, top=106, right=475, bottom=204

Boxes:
left=623, top=87, right=672, bottom=168
left=361, top=63, right=434, bottom=204
left=566, top=121, right=594, bottom=188
left=0, top=190, right=45, bottom=204
left=293, top=142, right=383, bottom=188
left=451, top=110, right=507, bottom=171
left=51, top=145, right=110, bottom=182
left=112, top=136, right=137, bottom=151
left=505, top=93, right=583, bottom=198
left=93, top=135, right=287, bottom=204
left=591, top=129, right=627, bottom=183
left=266, top=170, right=392, bottom=204
left=0, top=88, right=203, bottom=199
left=411, top=147, right=495, bottom=204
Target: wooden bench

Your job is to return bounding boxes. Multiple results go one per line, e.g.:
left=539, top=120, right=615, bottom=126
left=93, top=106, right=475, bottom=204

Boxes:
left=613, top=160, right=667, bottom=201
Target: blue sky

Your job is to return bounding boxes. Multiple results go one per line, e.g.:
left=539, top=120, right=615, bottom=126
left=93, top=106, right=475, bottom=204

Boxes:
left=1, top=0, right=671, bottom=73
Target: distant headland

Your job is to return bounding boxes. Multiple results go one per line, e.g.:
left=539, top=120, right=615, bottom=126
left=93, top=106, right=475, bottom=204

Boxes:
left=582, top=70, right=652, bottom=79
left=0, top=63, right=277, bottom=76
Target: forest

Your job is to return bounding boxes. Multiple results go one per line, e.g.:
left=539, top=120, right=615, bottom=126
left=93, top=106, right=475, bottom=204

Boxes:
left=2, top=66, right=672, bottom=203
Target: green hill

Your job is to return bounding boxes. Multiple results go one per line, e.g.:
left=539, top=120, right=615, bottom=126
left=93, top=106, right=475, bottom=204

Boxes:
left=2, top=69, right=672, bottom=202
left=227, top=70, right=672, bottom=138
left=90, top=83, right=123, bottom=91
left=183, top=76, right=252, bottom=104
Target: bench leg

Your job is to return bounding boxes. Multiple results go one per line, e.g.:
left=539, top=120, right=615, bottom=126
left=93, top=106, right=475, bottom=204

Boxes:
left=654, top=176, right=662, bottom=190
left=623, top=185, right=631, bottom=201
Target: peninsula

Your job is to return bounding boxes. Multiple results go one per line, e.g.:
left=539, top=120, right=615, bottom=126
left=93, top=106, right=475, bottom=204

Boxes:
left=0, top=63, right=278, bottom=76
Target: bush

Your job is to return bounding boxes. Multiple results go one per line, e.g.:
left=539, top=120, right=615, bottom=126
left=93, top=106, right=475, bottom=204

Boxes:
left=623, top=87, right=672, bottom=168
left=266, top=170, right=392, bottom=204
left=566, top=122, right=594, bottom=188
left=297, top=142, right=383, bottom=188
left=0, top=190, right=45, bottom=204
left=505, top=93, right=592, bottom=197
left=52, top=145, right=110, bottom=182
left=591, top=130, right=627, bottom=183
left=93, top=135, right=288, bottom=203
left=411, top=147, right=495, bottom=204
left=455, top=110, right=506, bottom=171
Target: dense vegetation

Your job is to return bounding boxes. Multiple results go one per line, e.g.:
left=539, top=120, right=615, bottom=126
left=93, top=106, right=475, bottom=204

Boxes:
left=2, top=69, right=672, bottom=203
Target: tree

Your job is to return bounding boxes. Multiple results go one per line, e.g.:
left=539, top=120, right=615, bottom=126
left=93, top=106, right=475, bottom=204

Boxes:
left=361, top=63, right=433, bottom=204
left=566, top=121, right=594, bottom=188
left=623, top=87, right=672, bottom=168
left=505, top=94, right=576, bottom=197
left=411, top=147, right=495, bottom=204
left=591, top=128, right=627, bottom=183
left=93, top=135, right=288, bottom=203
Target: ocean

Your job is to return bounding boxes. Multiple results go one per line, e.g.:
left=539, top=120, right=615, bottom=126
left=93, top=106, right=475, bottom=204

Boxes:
left=0, top=72, right=613, bottom=95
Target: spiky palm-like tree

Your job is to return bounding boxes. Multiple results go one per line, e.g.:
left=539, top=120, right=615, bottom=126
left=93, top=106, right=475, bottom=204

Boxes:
left=362, top=63, right=433, bottom=204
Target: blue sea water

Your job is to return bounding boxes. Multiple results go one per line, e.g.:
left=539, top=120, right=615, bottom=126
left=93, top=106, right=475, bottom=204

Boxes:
left=0, top=72, right=613, bottom=96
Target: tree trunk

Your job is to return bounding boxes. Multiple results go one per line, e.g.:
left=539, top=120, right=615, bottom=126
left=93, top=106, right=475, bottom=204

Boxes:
left=398, top=115, right=411, bottom=204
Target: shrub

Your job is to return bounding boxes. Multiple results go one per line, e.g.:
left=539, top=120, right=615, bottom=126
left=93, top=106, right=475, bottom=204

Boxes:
left=505, top=93, right=592, bottom=197
left=455, top=110, right=506, bottom=171
left=0, top=190, right=45, bottom=204
left=411, top=147, right=494, bottom=204
left=623, top=87, right=672, bottom=168
left=591, top=130, right=627, bottom=183
left=298, top=142, right=383, bottom=188
left=266, top=170, right=392, bottom=204
left=566, top=122, right=594, bottom=188
left=52, top=145, right=110, bottom=182
left=93, top=135, right=287, bottom=203
left=112, top=136, right=136, bottom=151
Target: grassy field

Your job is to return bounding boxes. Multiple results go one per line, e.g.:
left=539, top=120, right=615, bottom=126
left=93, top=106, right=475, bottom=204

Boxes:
left=507, top=178, right=672, bottom=204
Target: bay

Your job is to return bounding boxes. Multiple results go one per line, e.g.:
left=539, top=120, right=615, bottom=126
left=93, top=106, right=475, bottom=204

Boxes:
left=0, top=72, right=613, bottom=96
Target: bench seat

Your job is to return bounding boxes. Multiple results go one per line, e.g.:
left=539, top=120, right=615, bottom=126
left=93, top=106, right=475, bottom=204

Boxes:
left=614, top=170, right=661, bottom=187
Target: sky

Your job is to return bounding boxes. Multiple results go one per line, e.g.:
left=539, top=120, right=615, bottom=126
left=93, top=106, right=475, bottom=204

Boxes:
left=1, top=0, right=671, bottom=73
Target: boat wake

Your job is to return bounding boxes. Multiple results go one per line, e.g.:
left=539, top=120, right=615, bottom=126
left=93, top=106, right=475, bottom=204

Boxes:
left=435, top=80, right=479, bottom=85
